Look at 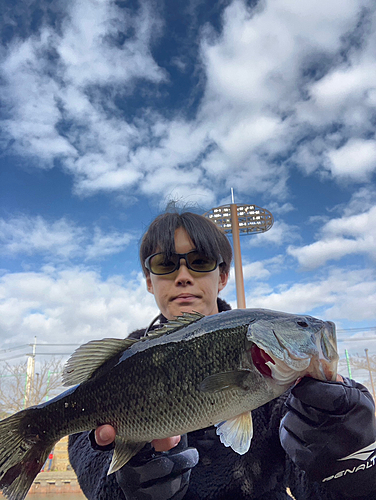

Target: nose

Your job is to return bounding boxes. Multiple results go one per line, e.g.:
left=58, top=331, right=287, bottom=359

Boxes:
left=174, top=259, right=194, bottom=285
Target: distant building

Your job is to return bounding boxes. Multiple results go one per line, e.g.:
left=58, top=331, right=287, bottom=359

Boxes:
left=52, top=436, right=71, bottom=471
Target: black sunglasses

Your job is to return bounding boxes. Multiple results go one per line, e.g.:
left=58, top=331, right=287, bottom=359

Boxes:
left=145, top=250, right=223, bottom=275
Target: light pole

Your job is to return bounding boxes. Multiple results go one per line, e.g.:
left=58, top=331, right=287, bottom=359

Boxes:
left=204, top=190, right=273, bottom=308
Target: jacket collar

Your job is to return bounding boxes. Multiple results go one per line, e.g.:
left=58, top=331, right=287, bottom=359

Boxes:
left=145, top=298, right=232, bottom=334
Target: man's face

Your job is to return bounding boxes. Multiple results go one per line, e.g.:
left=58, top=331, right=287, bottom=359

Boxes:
left=146, top=227, right=228, bottom=320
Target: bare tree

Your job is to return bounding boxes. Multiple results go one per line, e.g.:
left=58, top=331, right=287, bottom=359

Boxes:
left=339, top=353, right=376, bottom=399
left=0, top=358, right=65, bottom=415
left=350, top=353, right=376, bottom=373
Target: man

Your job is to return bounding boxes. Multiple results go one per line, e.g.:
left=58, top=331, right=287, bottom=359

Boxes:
left=69, top=212, right=376, bottom=499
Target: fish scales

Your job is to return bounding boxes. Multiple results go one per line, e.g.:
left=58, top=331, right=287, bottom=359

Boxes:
left=119, top=323, right=261, bottom=439
left=13, top=323, right=254, bottom=443
left=0, top=308, right=338, bottom=500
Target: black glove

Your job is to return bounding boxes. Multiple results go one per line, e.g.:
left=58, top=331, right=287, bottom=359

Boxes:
left=280, top=377, right=376, bottom=497
left=115, top=435, right=199, bottom=500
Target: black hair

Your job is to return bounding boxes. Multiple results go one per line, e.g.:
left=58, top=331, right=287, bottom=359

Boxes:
left=140, top=212, right=232, bottom=276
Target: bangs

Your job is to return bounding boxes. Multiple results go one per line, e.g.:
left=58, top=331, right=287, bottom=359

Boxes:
left=140, top=212, right=232, bottom=275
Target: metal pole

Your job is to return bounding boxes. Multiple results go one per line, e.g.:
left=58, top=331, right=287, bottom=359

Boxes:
left=365, top=348, right=376, bottom=402
left=345, top=349, right=352, bottom=379
left=203, top=192, right=273, bottom=309
left=46, top=370, right=51, bottom=402
left=230, top=203, right=246, bottom=309
left=24, top=337, right=36, bottom=408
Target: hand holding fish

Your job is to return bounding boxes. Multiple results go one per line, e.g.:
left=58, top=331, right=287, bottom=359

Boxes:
left=95, top=424, right=116, bottom=447
left=95, top=425, right=181, bottom=451
left=115, top=434, right=199, bottom=500
left=280, top=377, right=376, bottom=497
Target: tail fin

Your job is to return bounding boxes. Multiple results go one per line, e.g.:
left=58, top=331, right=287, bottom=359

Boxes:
left=0, top=409, right=56, bottom=500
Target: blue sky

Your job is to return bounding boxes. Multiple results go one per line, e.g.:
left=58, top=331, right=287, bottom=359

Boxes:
left=0, top=0, right=376, bottom=380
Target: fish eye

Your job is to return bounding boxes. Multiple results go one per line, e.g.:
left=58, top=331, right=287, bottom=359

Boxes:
left=297, top=320, right=309, bottom=328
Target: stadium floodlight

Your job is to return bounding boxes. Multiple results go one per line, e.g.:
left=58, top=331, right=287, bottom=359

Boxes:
left=203, top=189, right=273, bottom=309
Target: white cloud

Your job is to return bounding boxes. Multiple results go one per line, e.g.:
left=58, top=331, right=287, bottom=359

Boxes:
left=0, top=215, right=135, bottom=262
left=267, top=202, right=295, bottom=216
left=141, top=166, right=203, bottom=196
left=327, top=139, right=376, bottom=180
left=287, top=205, right=376, bottom=269
left=342, top=186, right=376, bottom=215
left=288, top=238, right=364, bottom=269
left=194, top=0, right=375, bottom=195
left=75, top=165, right=143, bottom=195
left=1, top=0, right=375, bottom=203
left=242, top=261, right=271, bottom=280
left=246, top=220, right=299, bottom=247
left=57, top=0, right=165, bottom=87
left=85, top=227, right=134, bottom=260
left=308, top=63, right=376, bottom=112
left=222, top=255, right=285, bottom=306
left=0, top=0, right=165, bottom=185
left=246, top=267, right=376, bottom=322
left=201, top=0, right=359, bottom=106
left=1, top=39, right=76, bottom=162
left=0, top=216, right=84, bottom=259
left=292, top=5, right=376, bottom=179
left=322, top=205, right=376, bottom=238
left=0, top=267, right=158, bottom=347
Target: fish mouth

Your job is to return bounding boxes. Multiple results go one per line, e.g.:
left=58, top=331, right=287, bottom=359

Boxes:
left=250, top=344, right=275, bottom=378
left=250, top=343, right=309, bottom=386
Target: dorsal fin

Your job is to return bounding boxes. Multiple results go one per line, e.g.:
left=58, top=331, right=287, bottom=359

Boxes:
left=147, top=311, right=205, bottom=337
left=63, top=312, right=205, bottom=386
left=62, top=337, right=138, bottom=386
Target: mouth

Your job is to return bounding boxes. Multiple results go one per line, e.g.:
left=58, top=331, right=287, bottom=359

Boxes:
left=251, top=343, right=312, bottom=386
left=250, top=344, right=275, bottom=378
left=171, top=294, right=199, bottom=302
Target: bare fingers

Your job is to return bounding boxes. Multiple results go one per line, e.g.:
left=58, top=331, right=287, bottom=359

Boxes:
left=95, top=424, right=116, bottom=446
left=151, top=436, right=181, bottom=452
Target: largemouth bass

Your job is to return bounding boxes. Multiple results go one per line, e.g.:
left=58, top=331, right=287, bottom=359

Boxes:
left=0, top=308, right=338, bottom=500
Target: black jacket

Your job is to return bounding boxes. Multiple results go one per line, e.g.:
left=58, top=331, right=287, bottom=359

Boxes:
left=69, top=300, right=376, bottom=499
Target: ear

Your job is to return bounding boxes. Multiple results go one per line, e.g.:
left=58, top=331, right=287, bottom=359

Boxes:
left=218, top=271, right=229, bottom=292
left=146, top=274, right=154, bottom=295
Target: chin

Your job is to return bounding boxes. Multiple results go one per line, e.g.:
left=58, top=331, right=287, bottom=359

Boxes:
left=169, top=304, right=201, bottom=317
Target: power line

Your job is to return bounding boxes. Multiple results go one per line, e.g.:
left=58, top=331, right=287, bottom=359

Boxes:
left=337, top=337, right=376, bottom=342
left=337, top=326, right=376, bottom=332
left=34, top=344, right=80, bottom=346
left=0, top=343, right=80, bottom=356
left=0, top=344, right=30, bottom=353
left=25, top=352, right=74, bottom=356
left=0, top=353, right=31, bottom=362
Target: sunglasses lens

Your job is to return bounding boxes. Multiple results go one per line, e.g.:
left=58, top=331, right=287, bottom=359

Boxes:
left=147, top=251, right=220, bottom=275
left=187, top=252, right=217, bottom=272
left=149, top=253, right=178, bottom=275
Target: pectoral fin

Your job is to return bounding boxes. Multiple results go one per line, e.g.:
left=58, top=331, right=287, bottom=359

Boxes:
left=215, top=411, right=253, bottom=455
left=199, top=370, right=251, bottom=393
left=107, top=437, right=147, bottom=475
